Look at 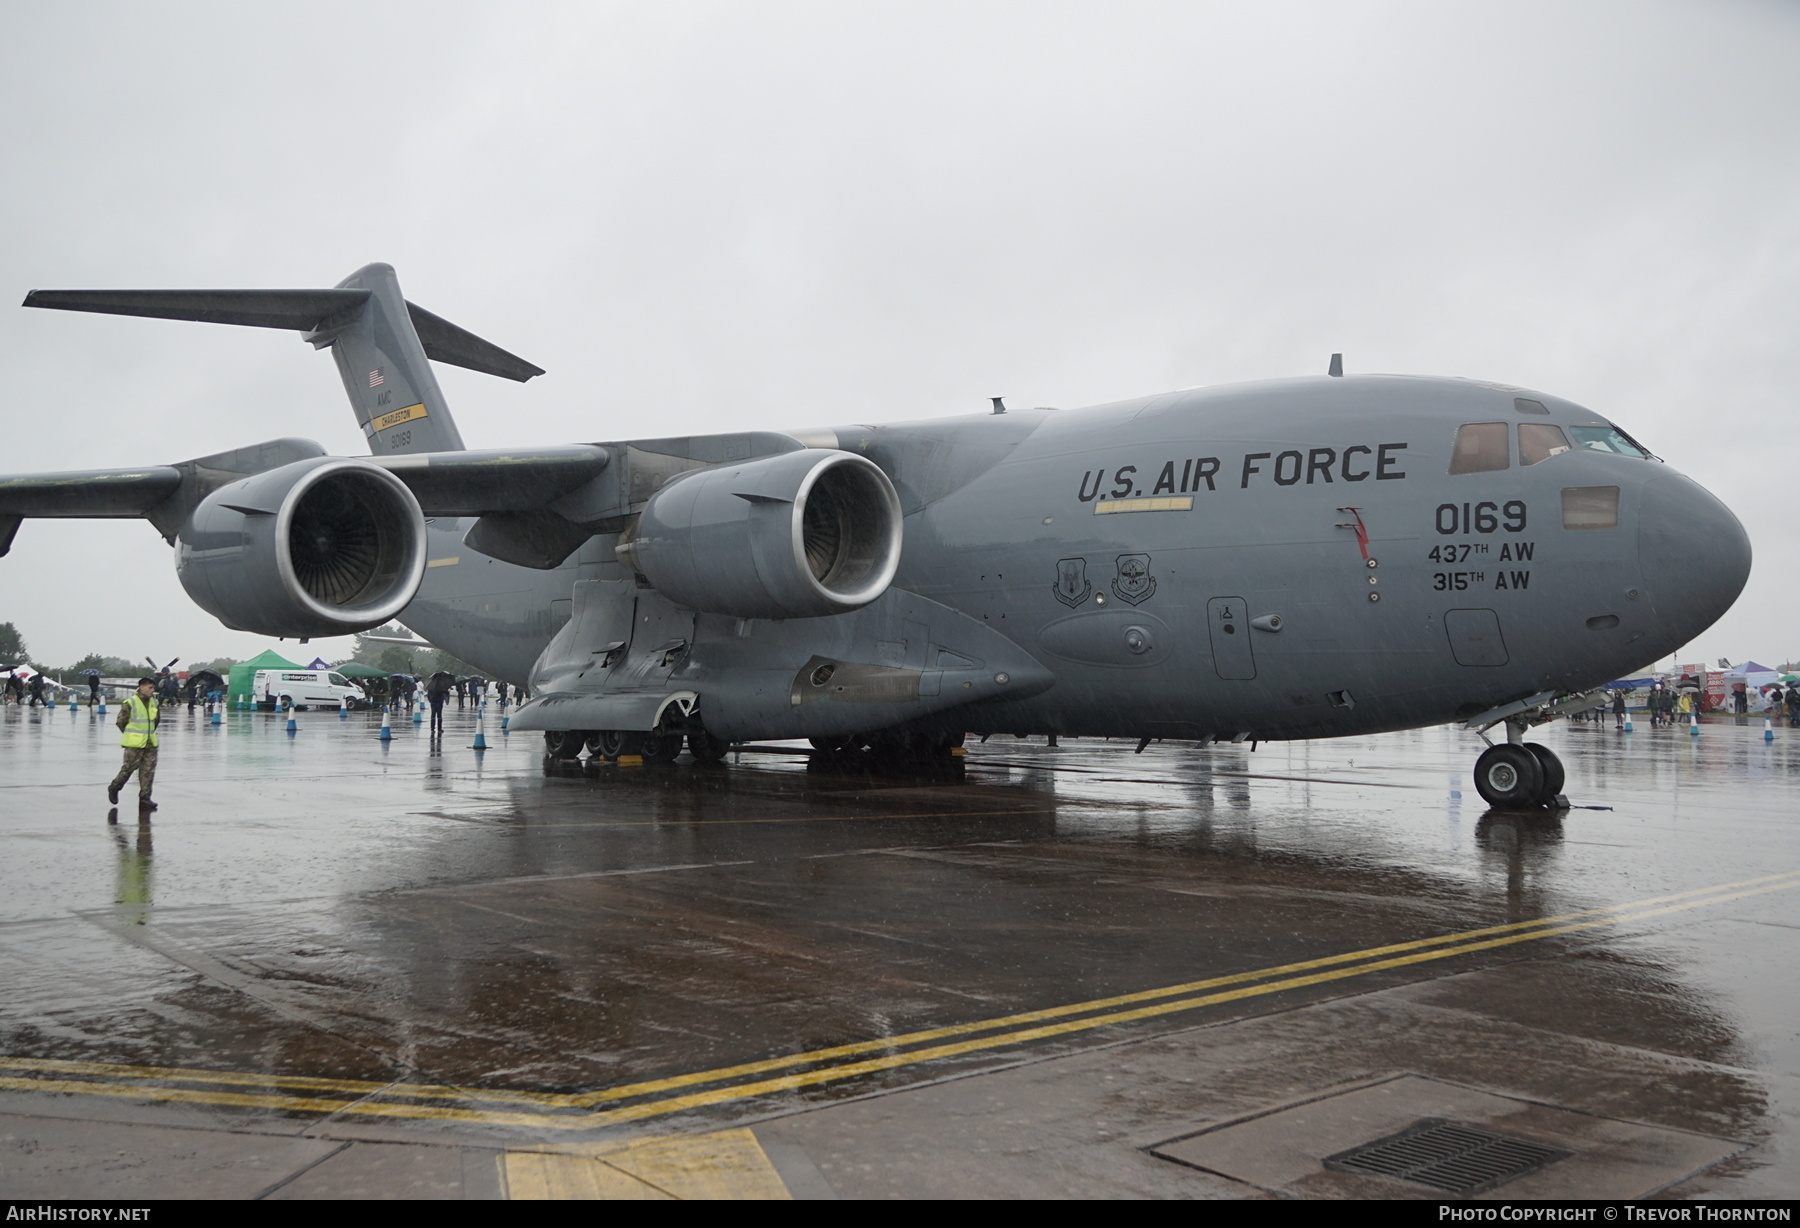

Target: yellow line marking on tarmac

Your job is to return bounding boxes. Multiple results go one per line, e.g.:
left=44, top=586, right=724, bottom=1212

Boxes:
left=4, top=870, right=1794, bottom=1128
left=502, top=1128, right=791, bottom=1200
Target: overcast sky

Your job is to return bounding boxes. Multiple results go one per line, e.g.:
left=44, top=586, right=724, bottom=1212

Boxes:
left=2, top=1, right=1795, bottom=672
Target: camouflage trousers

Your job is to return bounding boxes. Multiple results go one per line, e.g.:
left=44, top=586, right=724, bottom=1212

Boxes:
left=110, top=746, right=158, bottom=800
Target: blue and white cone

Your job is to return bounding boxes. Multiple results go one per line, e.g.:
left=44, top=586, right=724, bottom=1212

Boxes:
left=379, top=708, right=392, bottom=741
left=1765, top=718, right=1775, bottom=742
left=286, top=713, right=298, bottom=734
left=211, top=708, right=221, bottom=726
left=98, top=700, right=106, bottom=714
left=1689, top=713, right=1699, bottom=737
left=472, top=711, right=488, bottom=750
left=339, top=696, right=348, bottom=719
left=412, top=702, right=423, bottom=725
left=500, top=713, right=509, bottom=733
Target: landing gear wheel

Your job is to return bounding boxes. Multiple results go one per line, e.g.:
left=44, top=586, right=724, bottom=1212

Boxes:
left=1524, top=743, right=1566, bottom=807
left=1473, top=744, right=1544, bottom=809
left=688, top=731, right=730, bottom=764
left=639, top=727, right=681, bottom=764
left=591, top=730, right=627, bottom=761
left=544, top=730, right=585, bottom=760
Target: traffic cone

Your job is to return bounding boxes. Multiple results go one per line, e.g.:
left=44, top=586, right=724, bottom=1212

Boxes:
left=1764, top=718, right=1775, bottom=742
left=1623, top=713, right=1633, bottom=732
left=1689, top=713, right=1699, bottom=737
left=379, top=708, right=392, bottom=741
left=500, top=713, right=509, bottom=734
left=412, top=701, right=423, bottom=725
left=286, top=712, right=298, bottom=734
left=98, top=699, right=106, bottom=714
left=211, top=708, right=221, bottom=726
left=339, top=696, right=348, bottom=719
left=471, top=710, right=488, bottom=750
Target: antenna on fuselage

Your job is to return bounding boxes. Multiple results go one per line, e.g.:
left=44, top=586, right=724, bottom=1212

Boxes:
left=990, top=397, right=1007, bottom=414
left=1328, top=353, right=1343, bottom=377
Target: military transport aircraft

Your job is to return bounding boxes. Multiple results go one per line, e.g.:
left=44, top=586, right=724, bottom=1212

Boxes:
left=0, top=264, right=1751, bottom=809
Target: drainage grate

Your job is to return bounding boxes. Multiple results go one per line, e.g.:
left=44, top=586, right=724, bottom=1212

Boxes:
left=1323, top=1118, right=1572, bottom=1195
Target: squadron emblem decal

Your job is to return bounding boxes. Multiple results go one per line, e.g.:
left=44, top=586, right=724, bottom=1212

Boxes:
left=1053, top=557, right=1092, bottom=607
left=1111, top=554, right=1156, bottom=605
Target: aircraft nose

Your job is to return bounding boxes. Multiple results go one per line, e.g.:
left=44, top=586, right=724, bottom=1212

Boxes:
left=1637, top=472, right=1751, bottom=639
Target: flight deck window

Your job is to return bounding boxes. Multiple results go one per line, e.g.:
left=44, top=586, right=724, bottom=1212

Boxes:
left=1449, top=422, right=1509, bottom=474
left=1514, top=398, right=1550, bottom=415
left=1561, top=486, right=1619, bottom=530
left=1569, top=423, right=1651, bottom=458
left=1519, top=423, right=1571, bottom=466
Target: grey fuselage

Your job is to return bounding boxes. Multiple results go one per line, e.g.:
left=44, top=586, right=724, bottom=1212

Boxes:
left=399, top=374, right=1750, bottom=743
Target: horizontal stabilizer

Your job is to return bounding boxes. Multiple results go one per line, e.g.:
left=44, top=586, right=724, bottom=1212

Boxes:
left=23, top=285, right=542, bottom=381
left=22, top=288, right=369, bottom=331
left=406, top=302, right=544, bottom=382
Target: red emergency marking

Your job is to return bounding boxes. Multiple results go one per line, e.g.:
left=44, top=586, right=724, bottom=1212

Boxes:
left=1336, top=507, right=1370, bottom=561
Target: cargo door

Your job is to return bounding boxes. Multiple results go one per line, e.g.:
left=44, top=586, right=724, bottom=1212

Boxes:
left=1207, top=597, right=1256, bottom=679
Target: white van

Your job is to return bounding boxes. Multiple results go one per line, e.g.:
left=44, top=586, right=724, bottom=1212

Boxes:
left=252, top=669, right=367, bottom=711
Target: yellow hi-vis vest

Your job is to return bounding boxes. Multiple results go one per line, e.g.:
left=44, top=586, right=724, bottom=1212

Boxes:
left=121, top=695, right=159, bottom=749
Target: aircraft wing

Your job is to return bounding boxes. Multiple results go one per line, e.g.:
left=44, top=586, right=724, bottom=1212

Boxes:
left=0, top=442, right=609, bottom=556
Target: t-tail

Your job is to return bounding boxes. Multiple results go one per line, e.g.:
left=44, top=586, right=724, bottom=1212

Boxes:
left=22, top=262, right=542, bottom=455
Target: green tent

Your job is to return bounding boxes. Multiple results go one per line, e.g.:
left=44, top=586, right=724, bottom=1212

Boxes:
left=335, top=662, right=388, bottom=678
left=227, top=649, right=302, bottom=702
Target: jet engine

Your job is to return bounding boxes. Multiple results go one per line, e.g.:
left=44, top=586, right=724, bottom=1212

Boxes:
left=618, top=449, right=902, bottom=619
left=175, top=456, right=427, bottom=638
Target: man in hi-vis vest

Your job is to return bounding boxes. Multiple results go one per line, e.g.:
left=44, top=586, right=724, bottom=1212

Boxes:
left=108, top=676, right=161, bottom=812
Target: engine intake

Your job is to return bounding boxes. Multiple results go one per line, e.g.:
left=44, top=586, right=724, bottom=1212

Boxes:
left=618, top=449, right=902, bottom=619
left=176, top=457, right=426, bottom=637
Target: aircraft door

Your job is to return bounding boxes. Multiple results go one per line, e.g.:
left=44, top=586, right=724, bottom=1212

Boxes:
left=1207, top=597, right=1256, bottom=680
left=612, top=593, right=696, bottom=692
left=1443, top=608, right=1509, bottom=666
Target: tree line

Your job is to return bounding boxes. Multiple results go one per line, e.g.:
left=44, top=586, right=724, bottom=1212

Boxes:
left=0, top=620, right=484, bottom=680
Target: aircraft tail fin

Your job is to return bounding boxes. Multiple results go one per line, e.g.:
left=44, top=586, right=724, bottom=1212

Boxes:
left=23, top=263, right=543, bottom=456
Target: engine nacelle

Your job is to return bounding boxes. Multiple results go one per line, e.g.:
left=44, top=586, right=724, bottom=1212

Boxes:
left=618, top=449, right=902, bottom=619
left=176, top=457, right=427, bottom=637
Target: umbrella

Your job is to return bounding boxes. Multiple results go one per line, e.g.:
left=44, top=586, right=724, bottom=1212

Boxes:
left=79, top=669, right=102, bottom=677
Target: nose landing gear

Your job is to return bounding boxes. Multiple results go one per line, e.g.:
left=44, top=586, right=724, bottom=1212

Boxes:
left=1473, top=730, right=1568, bottom=810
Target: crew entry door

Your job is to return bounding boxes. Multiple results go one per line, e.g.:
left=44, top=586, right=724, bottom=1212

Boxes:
left=1207, top=597, right=1256, bottom=679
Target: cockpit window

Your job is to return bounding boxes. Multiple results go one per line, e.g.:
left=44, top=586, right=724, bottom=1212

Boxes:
left=1449, top=422, right=1509, bottom=474
left=1513, top=397, right=1550, bottom=415
left=1519, top=423, right=1571, bottom=466
left=1569, top=423, right=1652, bottom=458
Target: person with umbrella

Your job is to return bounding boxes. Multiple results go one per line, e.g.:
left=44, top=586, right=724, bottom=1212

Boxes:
left=426, top=669, right=455, bottom=736
left=82, top=668, right=101, bottom=706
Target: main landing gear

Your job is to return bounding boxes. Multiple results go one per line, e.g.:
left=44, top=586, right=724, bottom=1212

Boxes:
left=544, top=724, right=729, bottom=765
left=1472, top=730, right=1566, bottom=811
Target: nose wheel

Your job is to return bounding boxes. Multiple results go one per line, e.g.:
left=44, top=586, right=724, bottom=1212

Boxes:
left=1473, top=742, right=1567, bottom=810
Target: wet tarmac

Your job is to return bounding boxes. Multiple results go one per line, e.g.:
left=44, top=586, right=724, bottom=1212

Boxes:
left=1, top=698, right=1797, bottom=1199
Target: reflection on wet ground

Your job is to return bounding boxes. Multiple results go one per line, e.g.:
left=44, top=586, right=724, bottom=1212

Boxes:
left=1, top=701, right=1796, bottom=1198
